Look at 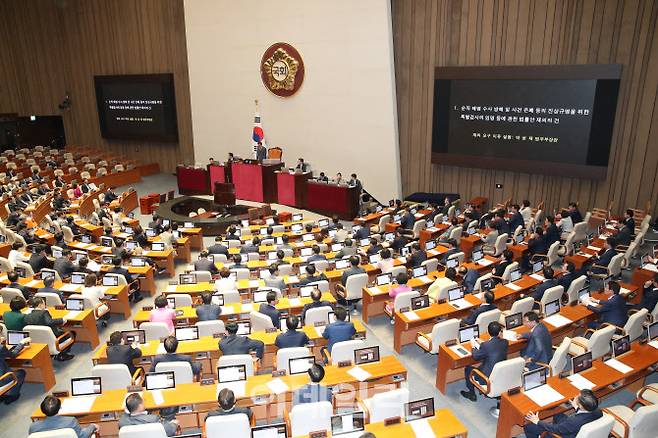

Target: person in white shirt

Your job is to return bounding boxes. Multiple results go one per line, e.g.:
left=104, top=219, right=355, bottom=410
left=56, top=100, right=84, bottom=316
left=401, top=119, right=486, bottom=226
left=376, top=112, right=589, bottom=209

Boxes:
left=557, top=210, right=574, bottom=239
left=215, top=268, right=237, bottom=292
left=376, top=248, right=395, bottom=274
left=520, top=200, right=533, bottom=226
left=81, top=273, right=105, bottom=307
left=334, top=223, right=348, bottom=243
left=8, top=242, right=29, bottom=268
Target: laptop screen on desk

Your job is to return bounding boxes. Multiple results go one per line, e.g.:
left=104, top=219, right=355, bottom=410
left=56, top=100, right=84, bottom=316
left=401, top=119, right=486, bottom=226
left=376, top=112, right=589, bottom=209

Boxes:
left=131, top=257, right=146, bottom=267
left=237, top=321, right=251, bottom=336
left=292, top=214, right=303, bottom=221
left=612, top=335, right=631, bottom=357
left=331, top=412, right=365, bottom=436
left=252, top=423, right=287, bottom=438
left=253, top=290, right=269, bottom=303
left=145, top=371, right=175, bottom=390
left=446, top=258, right=459, bottom=269
left=648, top=321, right=658, bottom=341
left=151, top=242, right=165, bottom=251
left=425, top=240, right=436, bottom=251
left=376, top=273, right=392, bottom=286
left=179, top=273, right=197, bottom=285
left=448, top=286, right=464, bottom=301
left=335, top=259, right=350, bottom=270
left=354, top=346, right=380, bottom=365
left=217, top=364, right=246, bottom=383
left=412, top=266, right=427, bottom=278
left=289, top=356, right=315, bottom=375
left=102, top=275, right=119, bottom=287
left=6, top=331, right=29, bottom=346
left=572, top=351, right=593, bottom=374
left=65, top=298, right=84, bottom=311
left=523, top=367, right=547, bottom=391
left=404, top=398, right=435, bottom=422
left=121, top=330, right=145, bottom=345
left=544, top=299, right=560, bottom=317
left=71, top=377, right=102, bottom=396
left=411, top=295, right=429, bottom=310
left=509, top=269, right=522, bottom=283
left=318, top=219, right=329, bottom=228
left=175, top=326, right=199, bottom=341
left=532, top=261, right=543, bottom=273
left=505, top=312, right=523, bottom=330
left=459, top=324, right=479, bottom=343
left=472, top=249, right=483, bottom=262
left=71, top=272, right=86, bottom=284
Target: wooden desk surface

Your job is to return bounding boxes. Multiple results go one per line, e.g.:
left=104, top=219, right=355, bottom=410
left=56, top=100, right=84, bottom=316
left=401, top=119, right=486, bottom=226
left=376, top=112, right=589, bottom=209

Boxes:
left=357, top=409, right=468, bottom=438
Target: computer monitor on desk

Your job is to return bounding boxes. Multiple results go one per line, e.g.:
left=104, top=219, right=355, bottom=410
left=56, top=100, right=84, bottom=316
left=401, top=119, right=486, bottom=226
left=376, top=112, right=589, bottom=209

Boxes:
left=331, top=412, right=365, bottom=436
left=121, top=329, right=145, bottom=345
left=612, top=335, right=631, bottom=357
left=145, top=371, right=176, bottom=390
left=572, top=351, right=593, bottom=374
left=71, top=377, right=102, bottom=397
left=459, top=324, right=479, bottom=343
left=404, top=398, right=435, bottom=422
left=522, top=367, right=547, bottom=391
left=66, top=298, right=84, bottom=311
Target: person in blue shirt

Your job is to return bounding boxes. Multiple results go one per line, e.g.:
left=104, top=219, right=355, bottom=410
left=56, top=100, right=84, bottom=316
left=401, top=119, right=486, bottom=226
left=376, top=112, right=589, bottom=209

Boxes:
left=524, top=389, right=602, bottom=438
left=29, top=395, right=98, bottom=437
left=587, top=280, right=628, bottom=329
left=520, top=311, right=553, bottom=369
left=275, top=315, right=309, bottom=349
left=292, top=363, right=333, bottom=406
left=322, top=306, right=356, bottom=353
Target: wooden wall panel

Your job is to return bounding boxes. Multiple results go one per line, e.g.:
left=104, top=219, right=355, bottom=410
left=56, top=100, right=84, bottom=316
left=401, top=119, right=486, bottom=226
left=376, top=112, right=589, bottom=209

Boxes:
left=393, top=0, right=658, bottom=217
left=0, top=0, right=193, bottom=172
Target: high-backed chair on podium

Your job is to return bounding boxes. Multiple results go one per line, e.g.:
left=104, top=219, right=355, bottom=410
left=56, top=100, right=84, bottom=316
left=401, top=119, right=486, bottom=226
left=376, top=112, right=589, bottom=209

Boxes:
left=268, top=147, right=283, bottom=160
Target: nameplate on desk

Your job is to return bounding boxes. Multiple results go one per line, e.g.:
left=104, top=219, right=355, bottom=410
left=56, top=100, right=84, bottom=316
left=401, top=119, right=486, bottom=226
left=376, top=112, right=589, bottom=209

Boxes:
left=54, top=305, right=66, bottom=310
left=52, top=391, right=69, bottom=398
left=213, top=333, right=224, bottom=339
left=272, top=370, right=286, bottom=377
left=384, top=416, right=402, bottom=426
left=309, top=431, right=328, bottom=438
left=314, top=321, right=326, bottom=327
left=507, top=386, right=521, bottom=396
left=200, top=375, right=215, bottom=385
left=337, top=360, right=352, bottom=368
left=126, top=385, right=142, bottom=393
left=142, top=306, right=153, bottom=311
left=445, top=339, right=457, bottom=346
left=168, top=280, right=177, bottom=286
left=399, top=306, right=410, bottom=313
left=265, top=327, right=278, bottom=333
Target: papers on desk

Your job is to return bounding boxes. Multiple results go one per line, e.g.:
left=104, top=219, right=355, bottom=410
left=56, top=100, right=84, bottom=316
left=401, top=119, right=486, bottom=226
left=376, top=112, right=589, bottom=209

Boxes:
left=450, top=298, right=472, bottom=310
left=530, top=274, right=544, bottom=281
left=217, top=381, right=246, bottom=397
left=577, top=252, right=593, bottom=259
left=426, top=227, right=439, bottom=232
left=315, top=325, right=326, bottom=337
left=567, top=374, right=596, bottom=390
left=502, top=330, right=519, bottom=342
left=586, top=246, right=602, bottom=252
left=249, top=280, right=261, bottom=288
left=641, top=263, right=658, bottom=272
left=59, top=395, right=96, bottom=414
left=604, top=358, right=633, bottom=374
left=402, top=310, right=420, bottom=321
left=60, top=284, right=81, bottom=292
left=151, top=390, right=164, bottom=405
left=474, top=292, right=485, bottom=301
left=449, top=344, right=471, bottom=358
left=0, top=275, right=7, bottom=282
left=241, top=303, right=253, bottom=312
left=347, top=365, right=372, bottom=382
left=418, top=276, right=432, bottom=284
left=286, top=275, right=299, bottom=284
left=220, top=306, right=231, bottom=314
left=156, top=343, right=167, bottom=355
left=524, top=384, right=565, bottom=407
left=543, top=314, right=572, bottom=328
left=26, top=279, right=41, bottom=288
left=427, top=249, right=440, bottom=257
left=414, top=213, right=424, bottom=219
left=288, top=298, right=301, bottom=307
left=166, top=285, right=177, bottom=293
left=65, top=311, right=81, bottom=320
left=87, top=245, right=101, bottom=252
left=267, top=378, right=289, bottom=394
left=476, top=258, right=493, bottom=267
left=367, top=286, right=384, bottom=295
left=648, top=340, right=658, bottom=349
left=620, top=287, right=631, bottom=295
left=410, top=418, right=436, bottom=438
left=506, top=283, right=522, bottom=291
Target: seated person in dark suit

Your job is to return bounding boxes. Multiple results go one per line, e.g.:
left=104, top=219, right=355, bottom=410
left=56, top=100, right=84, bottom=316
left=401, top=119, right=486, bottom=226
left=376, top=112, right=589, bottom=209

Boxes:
left=458, top=266, right=480, bottom=293
left=225, top=226, right=241, bottom=241
left=390, top=228, right=409, bottom=253
left=299, top=264, right=328, bottom=286
left=206, top=388, right=253, bottom=422
left=365, top=237, right=384, bottom=257
left=615, top=223, right=633, bottom=247
left=408, top=242, right=427, bottom=268
left=307, top=245, right=327, bottom=263
left=632, top=274, right=658, bottom=312
left=196, top=292, right=222, bottom=321
left=2, top=296, right=27, bottom=330
left=621, top=209, right=635, bottom=234
left=524, top=389, right=602, bottom=438
left=219, top=322, right=265, bottom=359
left=28, top=244, right=49, bottom=274
left=463, top=291, right=497, bottom=326
left=352, top=224, right=370, bottom=241
left=150, top=336, right=202, bottom=378
left=36, top=276, right=65, bottom=304
left=520, top=311, right=553, bottom=369
left=23, top=297, right=74, bottom=361
left=316, top=172, right=329, bottom=183
left=194, top=250, right=219, bottom=275
left=53, top=249, right=77, bottom=279
left=441, top=239, right=460, bottom=265
left=207, top=237, right=229, bottom=256
left=240, top=237, right=260, bottom=254
left=29, top=395, right=98, bottom=437
left=460, top=321, right=509, bottom=401
left=119, top=393, right=178, bottom=436
left=275, top=315, right=309, bottom=349
left=106, top=331, right=142, bottom=376
left=400, top=210, right=415, bottom=230
left=508, top=204, right=524, bottom=233
left=567, top=202, right=583, bottom=224
left=524, top=227, right=548, bottom=271
left=589, top=237, right=617, bottom=275
left=587, top=280, right=628, bottom=329
left=528, top=267, right=558, bottom=303
left=339, top=255, right=366, bottom=286
left=292, top=363, right=333, bottom=406
left=258, top=291, right=281, bottom=327
left=301, top=288, right=334, bottom=321
left=558, top=261, right=579, bottom=293
left=492, top=250, right=514, bottom=283
left=6, top=271, right=30, bottom=299
left=322, top=306, right=356, bottom=353
left=0, top=332, right=30, bottom=404
left=543, top=216, right=560, bottom=248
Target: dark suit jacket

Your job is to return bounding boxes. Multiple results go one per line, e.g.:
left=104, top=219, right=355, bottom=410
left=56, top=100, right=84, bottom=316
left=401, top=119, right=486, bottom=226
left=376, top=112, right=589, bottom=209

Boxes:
left=569, top=210, right=583, bottom=224
left=558, top=272, right=578, bottom=292
left=9, top=281, right=30, bottom=298
left=151, top=352, right=202, bottom=376
left=353, top=227, right=370, bottom=240
left=634, top=286, right=658, bottom=312
left=400, top=212, right=415, bottom=230
left=29, top=254, right=49, bottom=273
left=53, top=258, right=76, bottom=278
left=588, top=294, right=628, bottom=327
left=301, top=300, right=334, bottom=320
left=521, top=323, right=553, bottom=364
left=109, top=266, right=131, bottom=284
left=472, top=336, right=509, bottom=376
left=194, top=258, right=219, bottom=274
left=527, top=237, right=548, bottom=256
left=532, top=410, right=603, bottom=438
left=544, top=224, right=560, bottom=247
left=509, top=212, right=524, bottom=232
left=409, top=250, right=427, bottom=268
left=530, top=279, right=558, bottom=302
left=107, top=344, right=142, bottom=375
left=493, top=260, right=512, bottom=278
left=36, top=286, right=64, bottom=302
left=275, top=329, right=309, bottom=349
left=23, top=309, right=65, bottom=336
left=322, top=321, right=356, bottom=352
left=441, top=247, right=460, bottom=264
left=340, top=267, right=365, bottom=286
left=463, top=303, right=497, bottom=326
left=391, top=235, right=408, bottom=252
left=258, top=303, right=280, bottom=327
left=207, top=244, right=229, bottom=255
left=206, top=406, right=253, bottom=422
left=219, top=334, right=264, bottom=358
left=300, top=273, right=328, bottom=286
left=196, top=304, right=222, bottom=321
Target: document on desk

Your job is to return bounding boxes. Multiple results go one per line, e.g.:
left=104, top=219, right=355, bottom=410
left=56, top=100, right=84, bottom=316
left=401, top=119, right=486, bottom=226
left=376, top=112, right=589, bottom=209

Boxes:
left=649, top=340, right=658, bottom=349
left=267, top=378, right=290, bottom=395
left=367, top=286, right=383, bottom=295
left=286, top=275, right=299, bottom=284
left=530, top=274, right=544, bottom=281
left=26, top=279, right=41, bottom=288
left=524, top=385, right=565, bottom=407
left=450, top=298, right=471, bottom=310
left=586, top=246, right=602, bottom=252
left=419, top=276, right=432, bottom=284
left=543, top=314, right=572, bottom=328
left=506, top=283, right=522, bottom=291
left=476, top=259, right=493, bottom=267
left=641, top=263, right=658, bottom=272
left=409, top=418, right=436, bottom=438
left=288, top=298, right=301, bottom=307
left=402, top=310, right=420, bottom=321
left=426, top=227, right=439, bottom=232
left=502, top=330, right=519, bottom=342
left=217, top=381, right=246, bottom=397
left=427, top=249, right=439, bottom=257
left=347, top=366, right=372, bottom=382
left=577, top=252, right=593, bottom=259
left=449, top=344, right=471, bottom=358
left=60, top=284, right=81, bottom=292
left=567, top=374, right=596, bottom=390
left=59, top=395, right=97, bottom=414
left=241, top=303, right=253, bottom=312
left=604, top=358, right=633, bottom=374
left=166, top=285, right=177, bottom=293
left=0, top=275, right=8, bottom=282
left=249, top=280, right=261, bottom=288
left=65, top=311, right=81, bottom=320
left=151, top=390, right=164, bottom=405
left=620, top=287, right=631, bottom=295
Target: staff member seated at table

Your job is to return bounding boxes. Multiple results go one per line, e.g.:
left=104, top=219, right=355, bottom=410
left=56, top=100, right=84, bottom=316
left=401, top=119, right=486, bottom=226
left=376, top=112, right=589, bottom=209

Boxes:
left=300, top=264, right=328, bottom=286
left=23, top=297, right=74, bottom=361
left=0, top=333, right=30, bottom=404
left=119, top=393, right=178, bottom=436
left=292, top=363, right=333, bottom=406
left=259, top=291, right=281, bottom=327
left=390, top=228, right=409, bottom=253
left=107, top=331, right=142, bottom=376
left=216, top=267, right=237, bottom=292
left=29, top=395, right=98, bottom=437
left=631, top=274, right=658, bottom=312
left=240, top=236, right=260, bottom=254
left=219, top=322, right=264, bottom=359
left=206, top=388, right=253, bottom=422
left=322, top=307, right=356, bottom=353
left=460, top=321, right=508, bottom=402
left=194, top=250, right=219, bottom=275
left=586, top=280, right=628, bottom=329
left=524, top=389, right=602, bottom=438
left=149, top=295, right=176, bottom=334
left=151, top=336, right=202, bottom=378
left=463, top=291, right=497, bottom=326
left=340, top=255, right=365, bottom=287
left=275, top=315, right=309, bottom=349
left=196, top=292, right=222, bottom=321
left=307, top=245, right=327, bottom=263
left=520, top=311, right=552, bottom=369
left=301, top=289, right=334, bottom=322
left=208, top=237, right=229, bottom=256
left=365, top=238, right=384, bottom=257
left=528, top=267, right=557, bottom=304
left=3, top=296, right=27, bottom=330
left=427, top=268, right=458, bottom=302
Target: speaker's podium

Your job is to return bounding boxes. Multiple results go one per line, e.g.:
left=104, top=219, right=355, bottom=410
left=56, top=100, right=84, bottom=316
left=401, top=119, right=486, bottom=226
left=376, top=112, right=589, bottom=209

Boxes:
left=276, top=170, right=311, bottom=208
left=231, top=161, right=283, bottom=203
left=214, top=182, right=235, bottom=205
